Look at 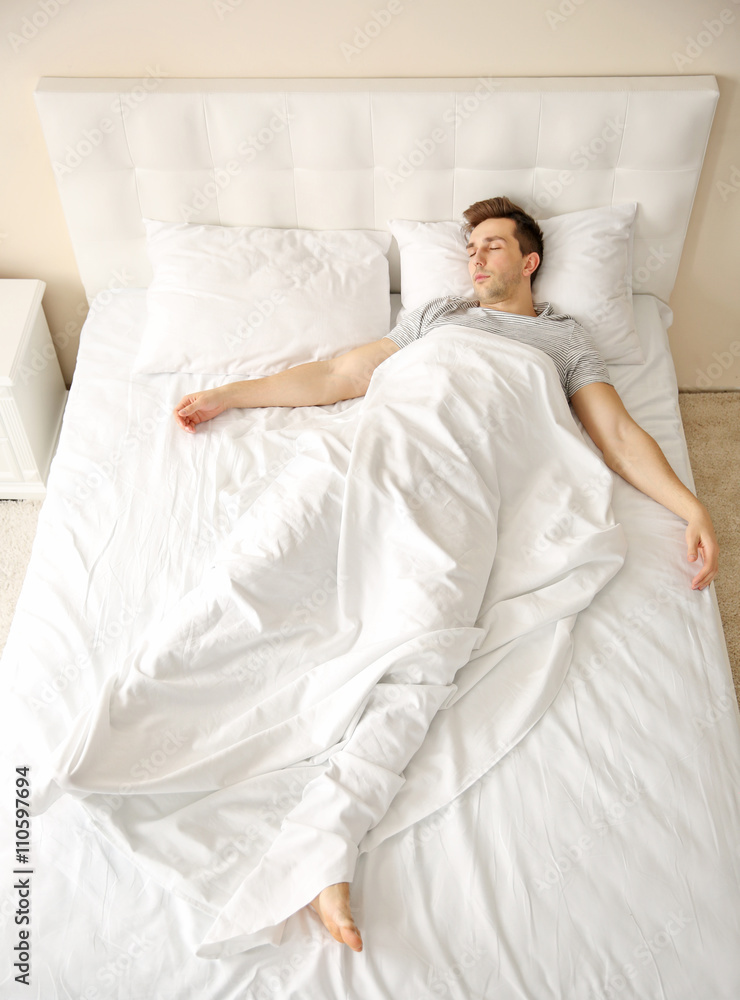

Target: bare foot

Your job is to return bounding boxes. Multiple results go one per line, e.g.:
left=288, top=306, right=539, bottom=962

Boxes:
left=309, top=882, right=363, bottom=952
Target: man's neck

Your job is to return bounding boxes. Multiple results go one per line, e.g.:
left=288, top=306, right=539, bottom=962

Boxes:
left=476, top=292, right=538, bottom=318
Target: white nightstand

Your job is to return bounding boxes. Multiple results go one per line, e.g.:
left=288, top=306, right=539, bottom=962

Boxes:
left=0, top=279, right=68, bottom=499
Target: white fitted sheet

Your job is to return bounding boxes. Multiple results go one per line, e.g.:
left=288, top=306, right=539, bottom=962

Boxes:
left=1, top=291, right=739, bottom=999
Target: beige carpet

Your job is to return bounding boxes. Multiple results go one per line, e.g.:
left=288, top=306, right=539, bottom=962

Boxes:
left=0, top=498, right=43, bottom=657
left=1, top=394, right=738, bottom=701
left=678, top=392, right=739, bottom=701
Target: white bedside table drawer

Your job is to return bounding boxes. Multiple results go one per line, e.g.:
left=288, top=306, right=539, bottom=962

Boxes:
left=0, top=434, right=21, bottom=482
left=0, top=279, right=68, bottom=499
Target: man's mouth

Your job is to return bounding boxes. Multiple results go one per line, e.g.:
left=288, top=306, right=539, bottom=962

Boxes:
left=474, top=273, right=489, bottom=282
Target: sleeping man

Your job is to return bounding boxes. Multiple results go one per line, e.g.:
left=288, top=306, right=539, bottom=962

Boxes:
left=173, top=196, right=719, bottom=952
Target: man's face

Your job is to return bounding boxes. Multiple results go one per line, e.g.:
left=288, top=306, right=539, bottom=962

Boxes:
left=466, top=217, right=538, bottom=304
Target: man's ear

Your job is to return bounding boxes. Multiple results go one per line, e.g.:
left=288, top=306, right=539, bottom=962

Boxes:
left=523, top=252, right=540, bottom=279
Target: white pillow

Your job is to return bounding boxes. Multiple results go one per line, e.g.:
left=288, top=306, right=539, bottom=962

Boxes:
left=389, top=203, right=643, bottom=365
left=134, top=220, right=393, bottom=376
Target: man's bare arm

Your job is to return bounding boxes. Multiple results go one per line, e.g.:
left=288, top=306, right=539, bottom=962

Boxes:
left=570, top=381, right=719, bottom=591
left=173, top=337, right=400, bottom=433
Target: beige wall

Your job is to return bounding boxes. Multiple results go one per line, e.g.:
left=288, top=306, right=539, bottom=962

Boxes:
left=1, top=0, right=739, bottom=389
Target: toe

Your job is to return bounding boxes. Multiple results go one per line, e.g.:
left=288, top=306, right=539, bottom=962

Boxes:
left=335, top=916, right=363, bottom=952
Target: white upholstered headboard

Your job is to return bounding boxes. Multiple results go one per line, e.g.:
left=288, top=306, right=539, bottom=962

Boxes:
left=34, top=75, right=718, bottom=303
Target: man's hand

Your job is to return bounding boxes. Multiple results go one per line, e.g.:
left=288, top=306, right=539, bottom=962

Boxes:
left=686, top=504, right=719, bottom=591
left=570, top=383, right=721, bottom=591
left=173, top=387, right=228, bottom=433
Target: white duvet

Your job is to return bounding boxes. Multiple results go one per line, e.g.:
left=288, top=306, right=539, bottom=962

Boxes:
left=30, top=323, right=626, bottom=957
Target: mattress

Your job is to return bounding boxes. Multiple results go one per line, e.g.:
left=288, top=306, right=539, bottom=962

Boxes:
left=1, top=289, right=739, bottom=999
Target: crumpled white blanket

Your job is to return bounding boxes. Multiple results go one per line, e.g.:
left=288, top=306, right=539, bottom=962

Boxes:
left=33, top=324, right=626, bottom=956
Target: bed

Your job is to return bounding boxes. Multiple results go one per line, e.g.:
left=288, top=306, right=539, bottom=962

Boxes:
left=1, top=75, right=739, bottom=999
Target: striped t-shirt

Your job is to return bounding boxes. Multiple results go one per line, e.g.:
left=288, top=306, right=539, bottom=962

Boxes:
left=384, top=296, right=612, bottom=400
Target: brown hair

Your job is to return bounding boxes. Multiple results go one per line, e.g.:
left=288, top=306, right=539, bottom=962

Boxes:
left=462, top=197, right=544, bottom=284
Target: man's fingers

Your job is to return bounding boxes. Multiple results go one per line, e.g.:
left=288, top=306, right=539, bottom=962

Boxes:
left=690, top=543, right=719, bottom=590
left=172, top=399, right=199, bottom=433
left=691, top=556, right=709, bottom=588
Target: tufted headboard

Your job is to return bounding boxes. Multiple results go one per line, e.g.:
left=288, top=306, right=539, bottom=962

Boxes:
left=34, top=75, right=718, bottom=303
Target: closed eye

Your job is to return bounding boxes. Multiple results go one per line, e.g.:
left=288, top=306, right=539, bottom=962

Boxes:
left=468, top=247, right=501, bottom=257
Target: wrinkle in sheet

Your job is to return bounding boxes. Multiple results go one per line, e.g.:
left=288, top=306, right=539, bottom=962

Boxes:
left=33, top=324, right=627, bottom=958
